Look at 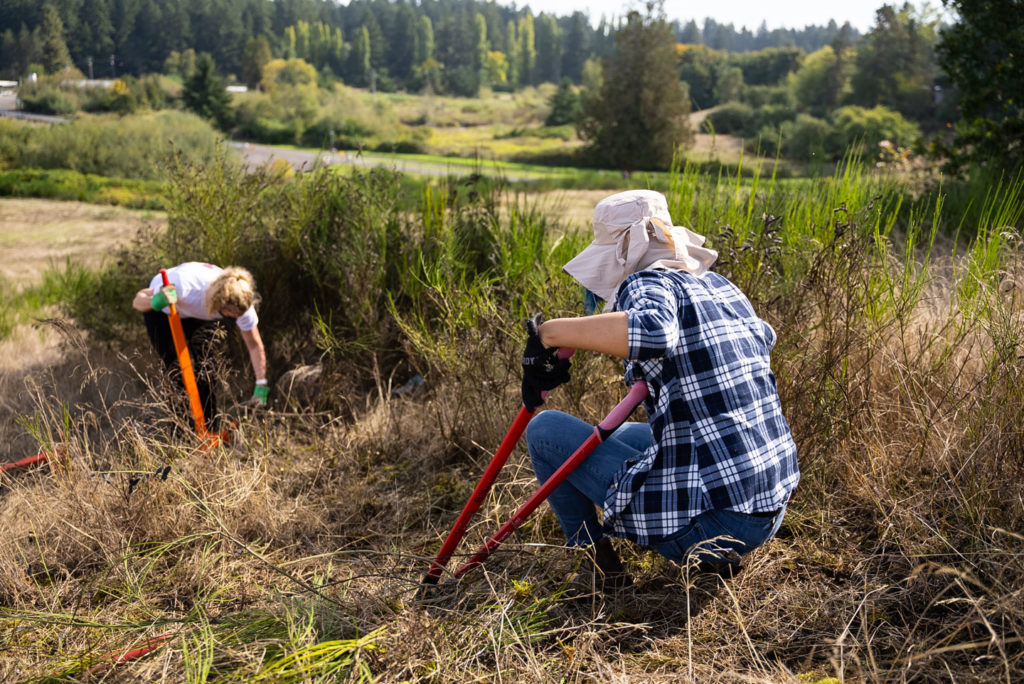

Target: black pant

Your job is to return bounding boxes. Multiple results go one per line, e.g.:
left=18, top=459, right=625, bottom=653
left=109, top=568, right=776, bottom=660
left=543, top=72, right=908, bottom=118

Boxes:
left=143, top=311, right=221, bottom=428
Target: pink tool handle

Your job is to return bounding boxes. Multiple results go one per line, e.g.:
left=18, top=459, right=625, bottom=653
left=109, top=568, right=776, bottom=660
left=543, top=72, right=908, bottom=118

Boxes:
left=421, top=347, right=575, bottom=585
left=452, top=381, right=649, bottom=579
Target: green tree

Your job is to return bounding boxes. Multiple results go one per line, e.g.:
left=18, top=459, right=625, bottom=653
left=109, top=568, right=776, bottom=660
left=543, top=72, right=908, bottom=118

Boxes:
left=534, top=13, right=561, bottom=84
left=1, top=25, right=40, bottom=77
left=389, top=3, right=416, bottom=81
left=79, top=0, right=114, bottom=63
left=505, top=20, right=519, bottom=87
left=474, top=13, right=489, bottom=88
left=561, top=12, right=589, bottom=82
left=937, top=0, right=1024, bottom=173
left=578, top=3, right=692, bottom=171
left=484, top=50, right=508, bottom=87
left=517, top=14, right=535, bottom=86
left=39, top=3, right=72, bottom=73
left=850, top=4, right=938, bottom=122
left=545, top=77, right=579, bottom=125
left=823, top=24, right=854, bottom=110
left=241, top=36, right=272, bottom=90
left=183, top=52, right=232, bottom=131
left=790, top=46, right=849, bottom=116
left=678, top=45, right=723, bottom=109
left=714, top=65, right=744, bottom=103
left=348, top=25, right=371, bottom=87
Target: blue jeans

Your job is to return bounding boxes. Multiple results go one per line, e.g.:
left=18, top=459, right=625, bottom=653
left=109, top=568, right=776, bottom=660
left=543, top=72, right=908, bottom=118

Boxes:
left=525, top=410, right=787, bottom=563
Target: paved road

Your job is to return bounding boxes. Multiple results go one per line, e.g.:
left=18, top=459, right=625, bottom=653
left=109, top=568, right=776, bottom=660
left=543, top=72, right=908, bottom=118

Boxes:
left=232, top=142, right=547, bottom=181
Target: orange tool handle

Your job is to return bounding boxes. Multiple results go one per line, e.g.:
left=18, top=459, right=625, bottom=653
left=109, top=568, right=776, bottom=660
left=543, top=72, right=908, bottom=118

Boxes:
left=160, top=269, right=210, bottom=439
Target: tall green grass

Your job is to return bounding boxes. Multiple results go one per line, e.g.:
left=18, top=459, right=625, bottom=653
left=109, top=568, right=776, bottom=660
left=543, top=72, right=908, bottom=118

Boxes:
left=0, top=111, right=221, bottom=181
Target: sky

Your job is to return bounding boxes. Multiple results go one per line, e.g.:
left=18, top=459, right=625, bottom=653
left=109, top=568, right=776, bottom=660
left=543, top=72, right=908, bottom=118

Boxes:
left=521, top=0, right=946, bottom=32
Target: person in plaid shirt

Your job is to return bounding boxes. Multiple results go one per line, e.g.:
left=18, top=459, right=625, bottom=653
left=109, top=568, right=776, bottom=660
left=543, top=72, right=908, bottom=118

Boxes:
left=522, top=190, right=798, bottom=588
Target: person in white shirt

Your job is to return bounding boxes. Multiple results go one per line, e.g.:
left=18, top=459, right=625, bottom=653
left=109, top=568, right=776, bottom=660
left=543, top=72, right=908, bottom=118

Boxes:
left=132, top=262, right=269, bottom=428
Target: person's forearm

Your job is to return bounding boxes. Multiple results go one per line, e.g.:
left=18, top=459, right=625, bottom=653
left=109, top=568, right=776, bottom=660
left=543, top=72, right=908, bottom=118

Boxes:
left=538, top=312, right=629, bottom=358
left=132, top=288, right=155, bottom=312
left=249, top=346, right=267, bottom=380
left=241, top=327, right=267, bottom=380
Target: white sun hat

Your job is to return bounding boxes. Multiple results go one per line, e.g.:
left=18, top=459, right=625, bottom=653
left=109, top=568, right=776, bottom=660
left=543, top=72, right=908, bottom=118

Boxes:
left=562, top=189, right=718, bottom=307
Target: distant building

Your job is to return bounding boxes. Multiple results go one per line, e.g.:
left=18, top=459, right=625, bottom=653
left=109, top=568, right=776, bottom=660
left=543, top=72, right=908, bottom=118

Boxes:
left=60, top=79, right=116, bottom=89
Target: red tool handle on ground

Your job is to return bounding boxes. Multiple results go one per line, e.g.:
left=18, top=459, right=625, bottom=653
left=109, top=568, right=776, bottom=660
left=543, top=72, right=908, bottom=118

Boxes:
left=160, top=269, right=212, bottom=441
left=0, top=452, right=49, bottom=472
left=452, top=380, right=649, bottom=579
left=422, top=348, right=575, bottom=586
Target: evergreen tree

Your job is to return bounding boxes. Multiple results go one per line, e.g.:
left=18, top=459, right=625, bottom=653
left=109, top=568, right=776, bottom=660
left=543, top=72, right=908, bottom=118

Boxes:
left=578, top=3, right=692, bottom=171
left=545, top=77, right=579, bottom=125
left=560, top=12, right=589, bottom=82
left=2, top=25, right=41, bottom=77
left=183, top=52, right=232, bottom=130
left=79, top=0, right=114, bottom=65
left=850, top=4, right=937, bottom=121
left=679, top=19, right=702, bottom=44
left=389, top=3, right=416, bottom=81
left=39, top=3, right=72, bottom=73
left=823, top=24, right=854, bottom=110
left=534, top=13, right=560, bottom=84
left=363, top=10, right=387, bottom=73
left=348, top=25, right=371, bottom=86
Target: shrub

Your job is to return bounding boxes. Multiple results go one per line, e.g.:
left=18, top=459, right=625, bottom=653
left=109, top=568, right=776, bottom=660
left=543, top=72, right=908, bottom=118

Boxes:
left=18, top=85, right=77, bottom=115
left=831, top=105, right=921, bottom=156
left=782, top=114, right=837, bottom=160
left=751, top=104, right=798, bottom=133
left=0, top=168, right=165, bottom=208
left=372, top=139, right=425, bottom=154
left=706, top=102, right=754, bottom=135
left=6, top=111, right=221, bottom=181
left=744, top=84, right=795, bottom=108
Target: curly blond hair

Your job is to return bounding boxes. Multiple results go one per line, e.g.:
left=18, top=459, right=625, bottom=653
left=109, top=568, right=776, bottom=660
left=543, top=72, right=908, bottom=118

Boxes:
left=206, top=266, right=259, bottom=314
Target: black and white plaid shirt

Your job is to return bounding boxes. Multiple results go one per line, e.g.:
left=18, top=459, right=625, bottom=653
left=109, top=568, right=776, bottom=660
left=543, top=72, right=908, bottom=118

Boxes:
left=603, top=270, right=799, bottom=545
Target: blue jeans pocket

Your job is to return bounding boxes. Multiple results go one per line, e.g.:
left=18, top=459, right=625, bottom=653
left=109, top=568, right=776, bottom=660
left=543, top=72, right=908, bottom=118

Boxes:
left=651, top=510, right=778, bottom=564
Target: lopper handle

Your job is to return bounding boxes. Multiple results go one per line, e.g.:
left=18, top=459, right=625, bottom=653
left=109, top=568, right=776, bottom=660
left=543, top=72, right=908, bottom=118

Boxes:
left=421, top=346, right=576, bottom=586
left=452, top=381, right=649, bottom=579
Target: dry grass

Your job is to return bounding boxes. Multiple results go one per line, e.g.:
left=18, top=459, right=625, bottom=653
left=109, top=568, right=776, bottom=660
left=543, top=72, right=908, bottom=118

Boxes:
left=1, top=190, right=1023, bottom=681
left=0, top=198, right=166, bottom=289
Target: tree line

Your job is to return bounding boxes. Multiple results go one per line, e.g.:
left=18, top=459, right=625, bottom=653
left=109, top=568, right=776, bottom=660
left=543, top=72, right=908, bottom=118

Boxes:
left=1, top=0, right=852, bottom=95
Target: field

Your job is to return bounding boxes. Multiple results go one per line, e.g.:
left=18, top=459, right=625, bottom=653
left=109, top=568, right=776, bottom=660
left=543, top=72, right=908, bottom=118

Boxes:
left=1, top=156, right=1022, bottom=683
left=0, top=198, right=166, bottom=286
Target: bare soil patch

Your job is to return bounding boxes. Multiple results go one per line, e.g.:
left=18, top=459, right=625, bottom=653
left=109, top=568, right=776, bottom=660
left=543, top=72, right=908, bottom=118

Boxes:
left=0, top=197, right=166, bottom=288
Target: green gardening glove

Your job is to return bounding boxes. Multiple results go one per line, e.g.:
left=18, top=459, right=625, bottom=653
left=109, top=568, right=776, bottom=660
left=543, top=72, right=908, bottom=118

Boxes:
left=151, top=285, right=177, bottom=311
left=252, top=383, right=270, bottom=405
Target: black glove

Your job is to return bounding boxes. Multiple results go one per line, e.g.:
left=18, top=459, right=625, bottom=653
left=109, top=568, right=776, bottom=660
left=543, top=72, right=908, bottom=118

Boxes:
left=521, top=313, right=571, bottom=412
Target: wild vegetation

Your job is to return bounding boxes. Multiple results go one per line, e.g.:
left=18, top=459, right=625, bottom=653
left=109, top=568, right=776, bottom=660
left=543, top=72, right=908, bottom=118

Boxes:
left=9, top=0, right=1015, bottom=174
left=1, top=151, right=1022, bottom=680
left=1, top=1, right=1022, bottom=680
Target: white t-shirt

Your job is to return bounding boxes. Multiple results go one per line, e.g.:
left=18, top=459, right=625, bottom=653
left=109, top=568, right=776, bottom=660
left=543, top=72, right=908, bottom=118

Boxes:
left=148, top=262, right=259, bottom=331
